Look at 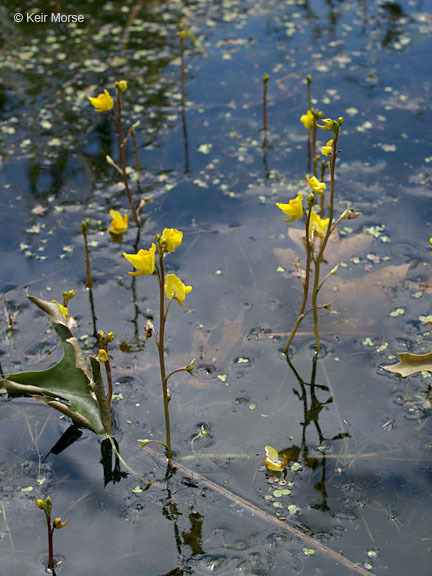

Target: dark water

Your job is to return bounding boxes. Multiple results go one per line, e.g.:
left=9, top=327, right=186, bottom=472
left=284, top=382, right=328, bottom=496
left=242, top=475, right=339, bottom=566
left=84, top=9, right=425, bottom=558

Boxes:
left=1, top=1, right=432, bottom=574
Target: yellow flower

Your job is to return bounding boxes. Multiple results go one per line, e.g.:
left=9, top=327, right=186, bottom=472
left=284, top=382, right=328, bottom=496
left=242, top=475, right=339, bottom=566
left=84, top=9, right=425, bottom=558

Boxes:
left=276, top=193, right=304, bottom=222
left=264, top=446, right=288, bottom=472
left=300, top=110, right=314, bottom=129
left=161, top=228, right=183, bottom=252
left=322, top=139, right=333, bottom=157
left=318, top=118, right=334, bottom=131
left=116, top=80, right=127, bottom=92
left=165, top=273, right=192, bottom=306
left=52, top=300, right=68, bottom=320
left=123, top=244, right=156, bottom=276
left=309, top=211, right=329, bottom=241
left=88, top=89, right=114, bottom=113
left=429, top=237, right=432, bottom=246
left=97, top=349, right=109, bottom=363
left=306, top=174, right=326, bottom=195
left=108, top=210, right=128, bottom=235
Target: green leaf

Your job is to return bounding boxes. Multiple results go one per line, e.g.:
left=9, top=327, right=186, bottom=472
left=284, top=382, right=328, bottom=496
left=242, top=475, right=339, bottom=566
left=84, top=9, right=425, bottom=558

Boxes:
left=381, top=351, right=432, bottom=378
left=2, top=296, right=111, bottom=435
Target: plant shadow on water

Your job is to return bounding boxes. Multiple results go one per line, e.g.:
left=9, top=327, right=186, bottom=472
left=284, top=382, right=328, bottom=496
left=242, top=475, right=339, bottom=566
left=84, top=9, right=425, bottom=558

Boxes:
left=1, top=0, right=432, bottom=575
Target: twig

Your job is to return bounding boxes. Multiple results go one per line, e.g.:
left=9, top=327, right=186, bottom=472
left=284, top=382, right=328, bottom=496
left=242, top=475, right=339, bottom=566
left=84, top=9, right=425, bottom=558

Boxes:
left=143, top=446, right=375, bottom=576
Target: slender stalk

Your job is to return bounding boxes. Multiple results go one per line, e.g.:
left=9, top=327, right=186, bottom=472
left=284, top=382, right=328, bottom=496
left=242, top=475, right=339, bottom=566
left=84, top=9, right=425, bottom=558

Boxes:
left=306, top=75, right=312, bottom=111
left=283, top=208, right=313, bottom=354
left=179, top=31, right=190, bottom=172
left=262, top=74, right=269, bottom=133
left=311, top=132, right=339, bottom=352
left=45, top=511, right=54, bottom=571
left=312, top=122, right=317, bottom=178
left=115, top=90, right=141, bottom=227
left=157, top=249, right=172, bottom=457
left=132, top=129, right=141, bottom=171
left=180, top=32, right=186, bottom=110
left=81, top=221, right=94, bottom=288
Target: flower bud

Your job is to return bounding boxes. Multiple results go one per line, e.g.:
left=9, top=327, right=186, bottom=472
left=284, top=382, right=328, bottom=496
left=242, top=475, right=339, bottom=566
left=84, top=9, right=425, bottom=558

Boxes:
left=106, top=155, right=114, bottom=166
left=185, top=359, right=195, bottom=376
left=341, top=208, right=362, bottom=220
left=115, top=80, right=127, bottom=92
left=62, top=289, right=77, bottom=307
left=45, top=497, right=52, bottom=515
left=263, top=74, right=270, bottom=83
left=167, top=389, right=172, bottom=403
left=138, top=439, right=150, bottom=447
left=179, top=29, right=187, bottom=39
left=307, top=193, right=316, bottom=208
left=36, top=499, right=46, bottom=511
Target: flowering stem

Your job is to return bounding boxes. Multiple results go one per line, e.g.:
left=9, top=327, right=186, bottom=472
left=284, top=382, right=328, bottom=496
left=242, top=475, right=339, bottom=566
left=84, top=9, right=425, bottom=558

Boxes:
left=311, top=132, right=339, bottom=352
left=45, top=511, right=54, bottom=571
left=283, top=208, right=313, bottom=354
left=115, top=89, right=141, bottom=228
left=262, top=74, right=269, bottom=133
left=157, top=248, right=172, bottom=458
left=81, top=221, right=94, bottom=288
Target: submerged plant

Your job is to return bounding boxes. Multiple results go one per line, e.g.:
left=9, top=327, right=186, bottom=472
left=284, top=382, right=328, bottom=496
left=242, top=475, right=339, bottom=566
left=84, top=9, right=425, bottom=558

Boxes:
left=277, top=82, right=361, bottom=353
left=124, top=228, right=194, bottom=457
left=36, top=496, right=68, bottom=574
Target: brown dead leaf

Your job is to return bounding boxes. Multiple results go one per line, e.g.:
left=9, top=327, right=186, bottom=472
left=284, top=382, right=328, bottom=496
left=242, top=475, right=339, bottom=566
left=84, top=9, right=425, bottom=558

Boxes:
left=381, top=351, right=432, bottom=377
left=274, top=229, right=410, bottom=332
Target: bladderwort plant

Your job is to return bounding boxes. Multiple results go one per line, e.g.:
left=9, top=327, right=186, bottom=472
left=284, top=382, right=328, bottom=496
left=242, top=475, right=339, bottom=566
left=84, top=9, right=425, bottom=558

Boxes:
left=123, top=228, right=195, bottom=458
left=89, top=81, right=142, bottom=228
left=35, top=496, right=68, bottom=574
left=278, top=88, right=361, bottom=354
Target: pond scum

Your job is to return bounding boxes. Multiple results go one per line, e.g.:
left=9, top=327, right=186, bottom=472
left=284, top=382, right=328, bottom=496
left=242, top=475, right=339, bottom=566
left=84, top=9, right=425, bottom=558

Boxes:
left=1, top=73, right=430, bottom=576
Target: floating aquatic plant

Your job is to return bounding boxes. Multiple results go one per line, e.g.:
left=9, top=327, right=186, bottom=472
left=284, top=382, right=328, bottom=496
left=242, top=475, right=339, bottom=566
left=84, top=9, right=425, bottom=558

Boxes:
left=277, top=78, right=362, bottom=353
left=124, top=228, right=194, bottom=457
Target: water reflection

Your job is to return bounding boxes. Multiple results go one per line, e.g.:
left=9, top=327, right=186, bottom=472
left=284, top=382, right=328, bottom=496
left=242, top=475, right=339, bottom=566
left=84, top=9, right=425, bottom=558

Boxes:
left=285, top=353, right=349, bottom=513
left=162, top=464, right=205, bottom=575
left=100, top=437, right=129, bottom=486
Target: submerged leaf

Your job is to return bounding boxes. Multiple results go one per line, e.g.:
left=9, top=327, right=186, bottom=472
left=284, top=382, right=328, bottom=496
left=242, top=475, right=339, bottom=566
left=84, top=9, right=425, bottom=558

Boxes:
left=381, top=352, right=432, bottom=377
left=2, top=296, right=110, bottom=435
